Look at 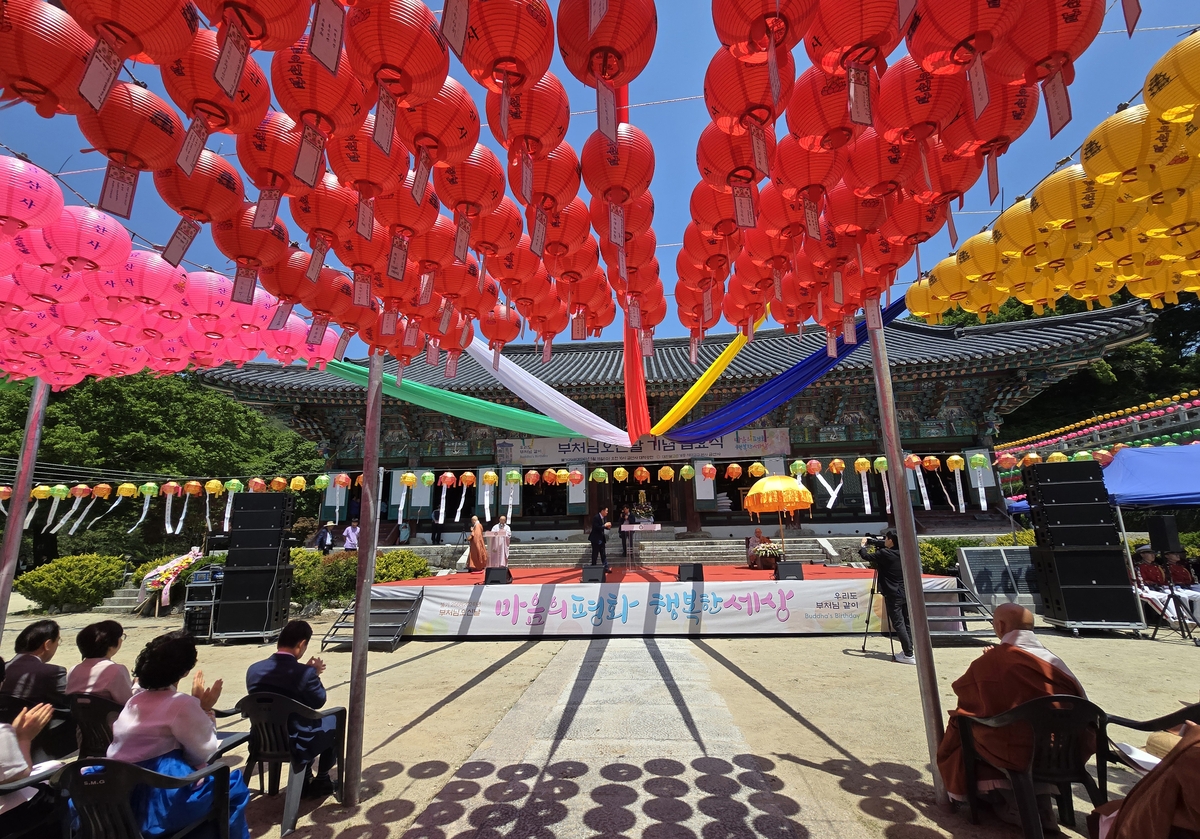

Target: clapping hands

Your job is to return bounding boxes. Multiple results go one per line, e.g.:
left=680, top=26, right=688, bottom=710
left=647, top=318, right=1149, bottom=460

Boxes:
left=12, top=704, right=53, bottom=745
left=191, top=671, right=224, bottom=712
left=306, top=656, right=327, bottom=676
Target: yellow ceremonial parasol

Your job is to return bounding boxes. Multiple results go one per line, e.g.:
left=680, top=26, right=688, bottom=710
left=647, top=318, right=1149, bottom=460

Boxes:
left=744, top=475, right=814, bottom=555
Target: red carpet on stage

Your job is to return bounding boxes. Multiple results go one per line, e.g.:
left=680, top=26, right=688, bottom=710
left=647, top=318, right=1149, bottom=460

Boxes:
left=380, top=564, right=879, bottom=587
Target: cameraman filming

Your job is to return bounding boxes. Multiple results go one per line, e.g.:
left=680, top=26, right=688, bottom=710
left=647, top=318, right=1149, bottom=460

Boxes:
left=860, top=530, right=916, bottom=664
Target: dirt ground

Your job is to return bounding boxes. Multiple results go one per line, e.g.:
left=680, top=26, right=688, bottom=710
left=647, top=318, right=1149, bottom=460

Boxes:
left=1, top=610, right=1196, bottom=839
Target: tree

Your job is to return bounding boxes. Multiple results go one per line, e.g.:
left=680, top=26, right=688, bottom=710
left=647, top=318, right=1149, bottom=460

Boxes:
left=0, top=373, right=325, bottom=564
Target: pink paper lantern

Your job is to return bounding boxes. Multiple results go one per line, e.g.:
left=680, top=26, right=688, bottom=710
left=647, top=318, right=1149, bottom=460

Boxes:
left=146, top=336, right=192, bottom=373
left=137, top=307, right=190, bottom=341
left=1, top=306, right=57, bottom=338
left=184, top=271, right=234, bottom=331
left=97, top=321, right=144, bottom=348
left=111, top=250, right=187, bottom=307
left=225, top=288, right=278, bottom=333
left=0, top=241, right=21, bottom=274
left=11, top=264, right=88, bottom=305
left=13, top=331, right=56, bottom=360
left=0, top=157, right=64, bottom=238
left=50, top=328, right=106, bottom=366
left=0, top=274, right=42, bottom=314
left=8, top=228, right=57, bottom=267
left=41, top=206, right=131, bottom=270
left=260, top=312, right=309, bottom=363
left=301, top=326, right=341, bottom=370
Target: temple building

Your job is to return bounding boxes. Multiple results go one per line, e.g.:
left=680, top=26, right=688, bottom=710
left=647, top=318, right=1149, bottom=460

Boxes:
left=198, top=303, right=1154, bottom=538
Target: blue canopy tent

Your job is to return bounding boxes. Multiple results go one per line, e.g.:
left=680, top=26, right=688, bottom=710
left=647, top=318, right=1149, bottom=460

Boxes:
left=1103, top=446, right=1200, bottom=507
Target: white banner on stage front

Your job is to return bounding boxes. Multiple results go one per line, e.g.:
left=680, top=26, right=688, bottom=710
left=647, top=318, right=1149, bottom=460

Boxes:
left=373, top=577, right=958, bottom=637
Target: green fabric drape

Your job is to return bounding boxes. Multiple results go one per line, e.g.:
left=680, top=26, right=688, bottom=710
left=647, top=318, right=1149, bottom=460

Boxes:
left=324, top=359, right=581, bottom=438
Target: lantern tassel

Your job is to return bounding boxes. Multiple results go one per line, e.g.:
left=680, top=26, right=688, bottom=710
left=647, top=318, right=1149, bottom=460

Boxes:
left=223, top=491, right=236, bottom=532
left=174, top=493, right=190, bottom=535
left=89, top=495, right=124, bottom=529
left=814, top=472, right=837, bottom=501
left=164, top=493, right=174, bottom=534
left=484, top=484, right=492, bottom=521
left=205, top=494, right=211, bottom=531
left=50, top=496, right=85, bottom=535
left=24, top=499, right=41, bottom=530
left=69, top=498, right=99, bottom=535
left=933, top=471, right=954, bottom=513
left=397, top=484, right=408, bottom=525
left=455, top=486, right=468, bottom=522
left=881, top=473, right=892, bottom=515
left=128, top=493, right=153, bottom=534
left=953, top=469, right=966, bottom=514
left=506, top=483, right=515, bottom=520
left=41, top=497, right=62, bottom=533
left=438, top=486, right=448, bottom=525
left=861, top=472, right=872, bottom=515
left=825, top=475, right=844, bottom=510
left=0, top=498, right=5, bottom=516
left=915, top=470, right=932, bottom=511
left=973, top=466, right=987, bottom=511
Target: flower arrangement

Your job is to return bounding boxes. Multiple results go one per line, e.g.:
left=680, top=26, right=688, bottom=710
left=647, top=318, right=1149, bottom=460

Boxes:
left=145, top=554, right=196, bottom=592
left=754, top=543, right=785, bottom=560
left=631, top=503, right=655, bottom=519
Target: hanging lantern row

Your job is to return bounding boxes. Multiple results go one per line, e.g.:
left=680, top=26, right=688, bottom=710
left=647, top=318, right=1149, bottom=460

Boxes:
left=910, top=31, right=1200, bottom=328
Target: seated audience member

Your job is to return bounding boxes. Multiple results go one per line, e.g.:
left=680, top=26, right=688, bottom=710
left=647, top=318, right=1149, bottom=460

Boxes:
left=1165, top=550, right=1200, bottom=622
left=67, top=620, right=133, bottom=705
left=936, top=603, right=1091, bottom=826
left=1134, top=545, right=1197, bottom=626
left=107, top=631, right=250, bottom=839
left=1092, top=722, right=1200, bottom=839
left=1, top=621, right=66, bottom=706
left=0, top=704, right=57, bottom=834
left=246, top=620, right=337, bottom=799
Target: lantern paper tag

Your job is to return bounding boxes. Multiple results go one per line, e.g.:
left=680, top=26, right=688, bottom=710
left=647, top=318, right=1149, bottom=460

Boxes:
left=162, top=217, right=201, bottom=268
left=703, top=286, right=714, bottom=321
left=492, top=344, right=502, bottom=370
left=438, top=301, right=453, bottom=334
left=1122, top=0, right=1141, bottom=37
left=843, top=314, right=857, bottom=344
left=294, top=125, right=325, bottom=188
left=766, top=37, right=782, bottom=106
left=689, top=336, right=699, bottom=364
left=352, top=273, right=372, bottom=307
left=477, top=251, right=487, bottom=293
left=79, top=35, right=121, bottom=112
left=747, top=317, right=755, bottom=342
left=608, top=201, right=625, bottom=246
left=826, top=329, right=838, bottom=357
left=213, top=21, right=249, bottom=100
left=374, top=89, right=396, bottom=155
left=617, top=241, right=628, bottom=280
left=357, top=196, right=374, bottom=239
left=918, top=141, right=932, bottom=190
left=589, top=0, right=608, bottom=37
left=946, top=200, right=959, bottom=249
left=441, top=0, right=468, bottom=58
left=98, top=162, right=138, bottom=219
left=542, top=337, right=552, bottom=363
left=749, top=124, right=771, bottom=178
left=803, top=194, right=821, bottom=239
left=628, top=297, right=642, bottom=330
left=460, top=321, right=471, bottom=347
left=832, top=270, right=844, bottom=305
left=1042, top=71, right=1072, bottom=139
left=966, top=53, right=990, bottom=121
left=425, top=340, right=438, bottom=366
left=177, top=116, right=209, bottom=177
left=333, top=331, right=351, bottom=360
left=404, top=321, right=420, bottom=346
left=268, top=300, right=294, bottom=330
left=418, top=271, right=434, bottom=305
left=865, top=298, right=883, bottom=329
left=531, top=207, right=547, bottom=257
left=232, top=266, right=258, bottom=304
left=306, top=313, right=330, bottom=344
left=816, top=290, right=823, bottom=321
left=411, top=148, right=431, bottom=204
left=307, top=238, right=329, bottom=282
left=773, top=268, right=783, bottom=301
left=454, top=215, right=471, bottom=262
left=445, top=352, right=459, bottom=378
left=897, top=0, right=917, bottom=33
left=986, top=152, right=1000, bottom=204
left=848, top=64, right=872, bottom=126
left=499, top=77, right=511, bottom=140
left=518, top=151, right=534, bottom=205
left=732, top=184, right=756, bottom=228
left=387, top=235, right=409, bottom=281
left=381, top=309, right=398, bottom=335
left=253, top=188, right=281, bottom=229
left=308, top=0, right=345, bottom=76
left=597, top=78, right=618, bottom=142
left=641, top=329, right=653, bottom=357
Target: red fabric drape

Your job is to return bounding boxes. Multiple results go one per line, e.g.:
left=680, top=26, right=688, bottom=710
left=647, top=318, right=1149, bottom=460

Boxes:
left=623, top=323, right=651, bottom=444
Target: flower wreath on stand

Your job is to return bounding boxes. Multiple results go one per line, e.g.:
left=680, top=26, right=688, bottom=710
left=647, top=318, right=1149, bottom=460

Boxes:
left=140, top=548, right=203, bottom=611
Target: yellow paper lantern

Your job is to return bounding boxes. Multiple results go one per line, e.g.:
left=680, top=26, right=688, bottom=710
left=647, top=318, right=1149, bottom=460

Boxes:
left=1144, top=31, right=1200, bottom=124
left=947, top=455, right=965, bottom=471
left=556, top=468, right=570, bottom=484
left=854, top=457, right=872, bottom=474
left=1117, top=148, right=1200, bottom=206
left=614, top=467, right=629, bottom=482
left=1067, top=270, right=1125, bottom=309
left=1087, top=197, right=1146, bottom=244
left=290, top=476, right=307, bottom=492
left=658, top=465, right=675, bottom=481
left=1137, top=190, right=1200, bottom=239
left=927, top=256, right=972, bottom=302
left=1012, top=272, right=1063, bottom=316
left=482, top=470, right=498, bottom=485
left=956, top=230, right=1010, bottom=282
left=203, top=479, right=223, bottom=496
left=994, top=197, right=1050, bottom=258
left=31, top=485, right=51, bottom=500
left=904, top=279, right=950, bottom=325
left=1081, top=104, right=1181, bottom=199
left=1030, top=164, right=1114, bottom=236
left=958, top=281, right=1009, bottom=323
left=1046, top=451, right=1069, bottom=463
left=748, top=461, right=767, bottom=478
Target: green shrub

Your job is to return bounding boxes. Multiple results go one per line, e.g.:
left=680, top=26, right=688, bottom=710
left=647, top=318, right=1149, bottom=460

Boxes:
left=375, top=550, right=431, bottom=584
left=992, top=529, right=1038, bottom=546
left=289, top=548, right=431, bottom=605
left=1178, top=532, right=1200, bottom=552
left=14, top=554, right=125, bottom=610
left=924, top=537, right=985, bottom=559
left=919, top=542, right=954, bottom=575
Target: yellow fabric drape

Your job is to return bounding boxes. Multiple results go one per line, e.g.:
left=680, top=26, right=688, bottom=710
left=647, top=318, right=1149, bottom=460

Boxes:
left=649, top=308, right=770, bottom=436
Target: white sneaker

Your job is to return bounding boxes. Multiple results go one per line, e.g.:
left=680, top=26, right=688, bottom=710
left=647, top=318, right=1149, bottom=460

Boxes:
left=894, top=652, right=916, bottom=665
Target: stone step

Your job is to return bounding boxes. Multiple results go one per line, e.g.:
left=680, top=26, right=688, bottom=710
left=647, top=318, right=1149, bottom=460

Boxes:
left=101, top=595, right=140, bottom=607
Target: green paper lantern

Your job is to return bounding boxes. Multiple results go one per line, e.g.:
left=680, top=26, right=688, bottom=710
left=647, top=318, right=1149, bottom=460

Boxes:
left=421, top=472, right=435, bottom=486
left=224, top=479, right=243, bottom=494
left=679, top=464, right=695, bottom=480
left=1071, top=451, right=1093, bottom=461
left=49, top=484, right=70, bottom=499
left=505, top=469, right=521, bottom=484
left=139, top=482, right=159, bottom=497
left=590, top=468, right=609, bottom=483
left=314, top=474, right=331, bottom=490
left=873, top=456, right=888, bottom=472
left=789, top=459, right=805, bottom=476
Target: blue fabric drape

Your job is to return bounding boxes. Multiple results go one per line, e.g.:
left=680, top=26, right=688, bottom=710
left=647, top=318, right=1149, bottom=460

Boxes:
left=665, top=299, right=908, bottom=443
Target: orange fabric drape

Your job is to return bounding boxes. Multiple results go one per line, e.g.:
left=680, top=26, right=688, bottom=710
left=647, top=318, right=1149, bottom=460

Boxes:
left=623, top=324, right=651, bottom=444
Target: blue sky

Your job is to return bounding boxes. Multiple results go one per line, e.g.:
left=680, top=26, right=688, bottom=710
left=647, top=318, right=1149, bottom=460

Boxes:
left=2, top=1, right=1197, bottom=358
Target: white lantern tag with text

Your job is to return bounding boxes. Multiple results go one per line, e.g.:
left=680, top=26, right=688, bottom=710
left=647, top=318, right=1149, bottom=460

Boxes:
left=308, top=0, right=345, bottom=76
left=356, top=195, right=374, bottom=239
left=306, top=238, right=329, bottom=282
left=411, top=148, right=431, bottom=204
left=832, top=270, right=844, bottom=305
left=589, top=0, right=608, bottom=37
left=404, top=320, right=421, bottom=346
left=373, top=89, right=396, bottom=155
left=232, top=266, right=258, bottom=304
left=98, top=162, right=138, bottom=219
left=438, top=301, right=454, bottom=334
left=381, top=309, right=398, bottom=335
left=1042, top=70, right=1072, bottom=139
left=177, top=116, right=209, bottom=176
left=79, top=35, right=121, bottom=112
left=418, top=271, right=434, bottom=305
left=162, top=218, right=201, bottom=268
left=454, top=214, right=471, bottom=262
left=531, top=206, right=547, bottom=257
left=269, top=300, right=294, bottom=330
left=617, top=241, right=627, bottom=280
left=967, top=53, right=990, bottom=121
left=749, top=124, right=771, bottom=178
left=766, top=37, right=781, bottom=105
left=333, top=331, right=351, bottom=360
left=213, top=21, right=249, bottom=100
left=253, top=188, right=281, bottom=229
left=803, top=194, right=821, bottom=239
left=387, top=235, right=409, bottom=281
left=441, top=0, right=468, bottom=58
left=492, top=344, right=502, bottom=370
left=703, top=286, right=714, bottom=321
left=732, top=184, right=756, bottom=228
left=542, top=336, right=553, bottom=363
left=294, top=125, right=325, bottom=188
left=519, top=151, right=534, bottom=205
left=597, top=78, right=617, bottom=141
left=352, top=273, right=372, bottom=307
left=773, top=268, right=783, bottom=302
left=898, top=0, right=917, bottom=34
left=608, top=201, right=625, bottom=246
left=306, top=313, right=330, bottom=344
left=477, top=251, right=487, bottom=293
left=848, top=63, right=872, bottom=126
left=627, top=297, right=642, bottom=330
left=425, top=339, right=438, bottom=366
left=571, top=312, right=586, bottom=340
left=445, top=352, right=459, bottom=378
left=842, top=314, right=857, bottom=344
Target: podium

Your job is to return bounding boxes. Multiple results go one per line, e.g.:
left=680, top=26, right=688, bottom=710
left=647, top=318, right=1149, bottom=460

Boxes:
left=485, top=529, right=511, bottom=568
left=620, top=522, right=661, bottom=562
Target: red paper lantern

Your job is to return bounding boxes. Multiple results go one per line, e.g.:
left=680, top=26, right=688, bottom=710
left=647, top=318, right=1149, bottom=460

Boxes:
left=493, top=234, right=541, bottom=295
left=843, top=128, right=918, bottom=197
left=509, top=264, right=551, bottom=311
left=601, top=228, right=656, bottom=270
left=510, top=142, right=580, bottom=211
left=723, top=277, right=771, bottom=332
left=159, top=29, right=269, bottom=134
left=609, top=258, right=662, bottom=299
left=905, top=140, right=983, bottom=205
left=581, top=125, right=655, bottom=205
left=703, top=45, right=795, bottom=135
left=198, top=0, right=310, bottom=51
left=804, top=0, right=900, bottom=75
left=76, top=82, right=183, bottom=172
left=539, top=197, right=591, bottom=257
left=461, top=0, right=554, bottom=93
left=544, top=236, right=599, bottom=283
left=689, top=181, right=751, bottom=239
left=257, top=247, right=315, bottom=307
left=770, top=272, right=814, bottom=332
left=456, top=267, right=501, bottom=322
left=590, top=191, right=654, bottom=244
left=407, top=213, right=459, bottom=273
left=63, top=0, right=198, bottom=63
left=153, top=150, right=245, bottom=224
left=757, top=181, right=810, bottom=240
left=299, top=267, right=357, bottom=323
left=434, top=255, right=480, bottom=308
left=675, top=281, right=723, bottom=335
left=485, top=70, right=570, bottom=159
left=289, top=173, right=358, bottom=248
left=879, top=194, right=946, bottom=245
left=471, top=196, right=524, bottom=260
left=773, top=133, right=845, bottom=201
left=825, top=182, right=888, bottom=236
left=345, top=0, right=448, bottom=107
left=803, top=216, right=853, bottom=269
left=857, top=229, right=916, bottom=274
left=557, top=0, right=657, bottom=89
left=0, top=0, right=92, bottom=118
left=681, top=223, right=740, bottom=276
left=394, top=77, right=481, bottom=167
left=375, top=172, right=442, bottom=238
left=271, top=37, right=376, bottom=139
left=874, top=55, right=967, bottom=144
left=326, top=113, right=409, bottom=201
left=697, top=121, right=776, bottom=192
left=479, top=303, right=522, bottom=350
left=712, top=0, right=815, bottom=64
left=941, top=78, right=1038, bottom=159
left=733, top=251, right=774, bottom=292
left=741, top=222, right=791, bottom=271
left=906, top=0, right=1024, bottom=75
left=786, top=65, right=877, bottom=151
left=984, top=0, right=1103, bottom=87
left=211, top=202, right=289, bottom=267
left=333, top=221, right=390, bottom=275
left=237, top=111, right=327, bottom=199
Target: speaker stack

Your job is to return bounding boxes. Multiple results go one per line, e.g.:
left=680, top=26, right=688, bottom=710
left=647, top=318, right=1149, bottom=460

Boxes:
left=212, top=493, right=295, bottom=641
left=1024, top=461, right=1143, bottom=631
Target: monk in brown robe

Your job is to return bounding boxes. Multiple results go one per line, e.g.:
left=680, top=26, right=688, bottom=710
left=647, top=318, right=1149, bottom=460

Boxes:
left=1098, top=722, right=1200, bottom=839
left=467, top=516, right=486, bottom=572
left=937, top=603, right=1091, bottom=805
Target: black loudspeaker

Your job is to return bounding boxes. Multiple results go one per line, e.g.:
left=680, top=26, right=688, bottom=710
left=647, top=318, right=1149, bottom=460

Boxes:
left=1028, top=482, right=1109, bottom=505
left=678, top=564, right=704, bottom=582
left=581, top=566, right=607, bottom=583
left=224, top=494, right=293, bottom=569
left=1030, top=548, right=1142, bottom=625
left=484, top=567, right=512, bottom=585
left=1032, top=524, right=1123, bottom=548
left=1031, top=503, right=1115, bottom=527
left=1147, top=515, right=1181, bottom=554
left=1024, top=461, right=1105, bottom=484
left=213, top=566, right=292, bottom=636
left=774, top=561, right=805, bottom=581
left=229, top=529, right=284, bottom=551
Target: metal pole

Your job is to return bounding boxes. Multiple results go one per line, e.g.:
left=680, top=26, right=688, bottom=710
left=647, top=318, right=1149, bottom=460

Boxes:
left=343, top=352, right=384, bottom=806
left=864, top=298, right=949, bottom=808
left=0, top=378, right=49, bottom=639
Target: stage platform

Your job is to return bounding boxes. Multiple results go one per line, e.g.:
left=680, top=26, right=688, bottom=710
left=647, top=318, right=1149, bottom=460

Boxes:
left=372, top=565, right=961, bottom=638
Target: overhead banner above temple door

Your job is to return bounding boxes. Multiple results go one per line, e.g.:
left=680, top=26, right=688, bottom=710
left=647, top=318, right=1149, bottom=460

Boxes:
left=494, top=429, right=791, bottom=467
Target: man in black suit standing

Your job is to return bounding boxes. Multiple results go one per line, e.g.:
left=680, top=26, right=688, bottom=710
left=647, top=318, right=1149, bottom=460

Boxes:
left=246, top=621, right=339, bottom=798
left=590, top=506, right=612, bottom=572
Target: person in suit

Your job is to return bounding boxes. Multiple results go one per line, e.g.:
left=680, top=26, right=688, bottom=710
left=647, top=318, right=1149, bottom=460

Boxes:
left=589, top=506, right=612, bottom=572
left=1, top=620, right=74, bottom=759
left=245, top=621, right=337, bottom=799
left=314, top=522, right=335, bottom=555
left=618, top=506, right=637, bottom=557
